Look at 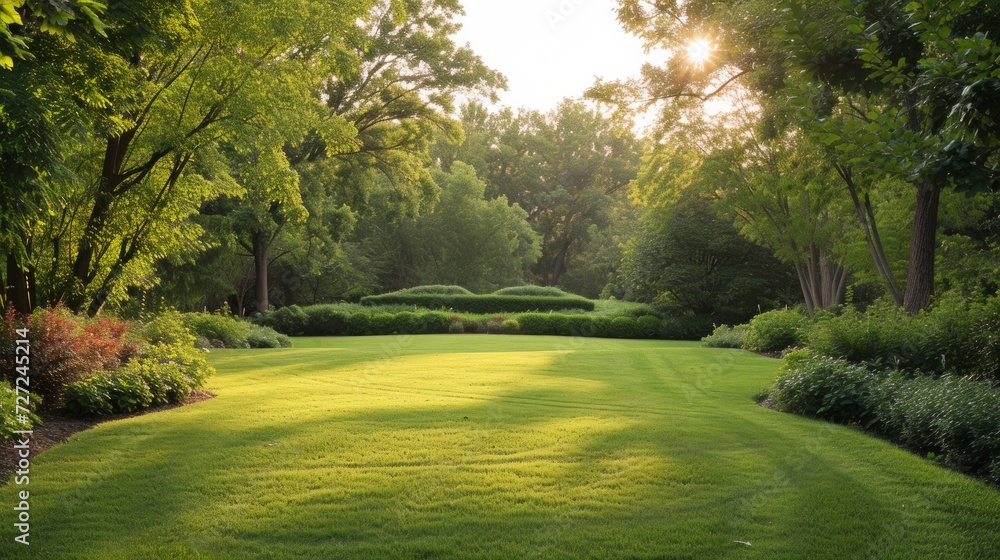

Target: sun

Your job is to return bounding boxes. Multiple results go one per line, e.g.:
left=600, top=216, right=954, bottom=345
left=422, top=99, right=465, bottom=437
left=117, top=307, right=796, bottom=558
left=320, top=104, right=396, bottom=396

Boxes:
left=686, top=38, right=714, bottom=68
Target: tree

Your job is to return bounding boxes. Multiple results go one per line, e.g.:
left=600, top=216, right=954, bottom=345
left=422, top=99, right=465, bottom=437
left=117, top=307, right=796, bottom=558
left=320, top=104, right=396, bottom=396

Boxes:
left=437, top=100, right=641, bottom=287
left=634, top=99, right=853, bottom=315
left=408, top=162, right=540, bottom=292
left=14, top=0, right=373, bottom=315
left=611, top=193, right=798, bottom=322
left=0, top=0, right=105, bottom=70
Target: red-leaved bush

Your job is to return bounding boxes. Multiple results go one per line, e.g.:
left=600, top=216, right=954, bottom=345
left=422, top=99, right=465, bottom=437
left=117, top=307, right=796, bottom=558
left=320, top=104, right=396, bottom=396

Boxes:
left=0, top=307, right=139, bottom=409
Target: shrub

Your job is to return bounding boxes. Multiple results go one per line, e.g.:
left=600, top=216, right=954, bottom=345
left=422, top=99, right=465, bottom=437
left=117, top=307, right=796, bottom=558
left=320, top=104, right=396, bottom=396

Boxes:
left=743, top=309, right=808, bottom=353
left=97, top=367, right=154, bottom=414
left=636, top=315, right=661, bottom=339
left=658, top=315, right=714, bottom=341
left=871, top=375, right=1000, bottom=482
left=360, top=293, right=595, bottom=313
left=608, top=316, right=639, bottom=339
left=805, top=302, right=928, bottom=370
left=0, top=381, right=41, bottom=442
left=346, top=312, right=370, bottom=336
left=702, top=324, right=747, bottom=348
left=493, top=285, right=569, bottom=297
left=139, top=310, right=196, bottom=347
left=181, top=313, right=251, bottom=349
left=419, top=312, right=451, bottom=334
left=590, top=316, right=613, bottom=338
left=501, top=319, right=521, bottom=334
left=398, top=285, right=473, bottom=295
left=259, top=305, right=309, bottom=336
left=246, top=324, right=292, bottom=348
left=368, top=312, right=397, bottom=335
left=394, top=312, right=420, bottom=334
left=768, top=352, right=876, bottom=425
left=0, top=307, right=138, bottom=409
left=303, top=306, right=350, bottom=336
left=448, top=318, right=465, bottom=334
left=462, top=318, right=484, bottom=333
left=62, top=380, right=112, bottom=417
left=954, top=296, right=1000, bottom=380
left=565, top=315, right=596, bottom=337
left=137, top=361, right=193, bottom=405
left=485, top=316, right=506, bottom=334
left=517, top=314, right=570, bottom=336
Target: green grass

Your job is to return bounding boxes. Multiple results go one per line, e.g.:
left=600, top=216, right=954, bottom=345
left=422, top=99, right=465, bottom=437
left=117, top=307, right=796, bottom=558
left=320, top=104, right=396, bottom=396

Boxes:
left=2, top=336, right=998, bottom=559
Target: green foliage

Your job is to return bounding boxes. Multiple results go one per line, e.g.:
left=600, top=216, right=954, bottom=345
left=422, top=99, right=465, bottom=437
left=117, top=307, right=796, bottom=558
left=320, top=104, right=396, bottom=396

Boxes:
left=517, top=314, right=570, bottom=336
left=399, top=285, right=473, bottom=295
left=635, top=315, right=661, bottom=338
left=493, top=285, right=569, bottom=297
left=63, top=366, right=153, bottom=416
left=658, top=315, right=715, bottom=341
left=419, top=312, right=451, bottom=334
left=743, top=309, right=808, bottom=353
left=367, top=312, right=397, bottom=335
left=702, top=324, right=747, bottom=349
left=304, top=306, right=349, bottom=336
left=346, top=313, right=370, bottom=336
left=246, top=324, right=292, bottom=349
left=181, top=313, right=251, bottom=349
left=610, top=194, right=798, bottom=325
left=871, top=375, right=1000, bottom=483
left=259, top=305, right=310, bottom=337
left=769, top=353, right=876, bottom=425
left=609, top=316, right=639, bottom=339
left=805, top=302, right=931, bottom=371
left=360, top=293, right=595, bottom=313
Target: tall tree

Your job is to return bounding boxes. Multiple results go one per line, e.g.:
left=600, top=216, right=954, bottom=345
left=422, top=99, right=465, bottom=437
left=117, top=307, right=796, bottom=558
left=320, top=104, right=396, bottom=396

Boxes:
left=780, top=0, right=1000, bottom=312
left=438, top=100, right=641, bottom=286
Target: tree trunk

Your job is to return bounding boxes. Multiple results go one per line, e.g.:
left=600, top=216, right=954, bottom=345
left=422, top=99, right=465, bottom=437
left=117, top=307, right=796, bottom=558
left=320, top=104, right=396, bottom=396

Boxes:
left=794, top=262, right=817, bottom=316
left=794, top=247, right=847, bottom=316
left=252, top=233, right=270, bottom=314
left=834, top=164, right=903, bottom=306
left=903, top=181, right=941, bottom=313
left=5, top=253, right=33, bottom=314
left=549, top=239, right=572, bottom=286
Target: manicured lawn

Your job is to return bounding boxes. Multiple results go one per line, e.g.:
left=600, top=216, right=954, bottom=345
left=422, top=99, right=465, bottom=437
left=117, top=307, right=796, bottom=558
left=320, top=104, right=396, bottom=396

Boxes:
left=2, top=336, right=998, bottom=559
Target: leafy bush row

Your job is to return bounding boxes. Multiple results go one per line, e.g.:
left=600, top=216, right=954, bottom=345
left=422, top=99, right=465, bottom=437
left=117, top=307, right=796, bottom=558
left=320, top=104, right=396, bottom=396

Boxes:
left=259, top=306, right=453, bottom=336
left=0, top=308, right=141, bottom=408
left=359, top=293, right=595, bottom=313
left=0, top=308, right=224, bottom=426
left=260, top=304, right=714, bottom=340
left=492, top=285, right=569, bottom=297
left=63, top=312, right=215, bottom=417
left=701, top=324, right=747, bottom=349
left=707, top=295, right=1000, bottom=380
left=766, top=352, right=1000, bottom=482
left=181, top=313, right=290, bottom=349
left=396, top=285, right=473, bottom=295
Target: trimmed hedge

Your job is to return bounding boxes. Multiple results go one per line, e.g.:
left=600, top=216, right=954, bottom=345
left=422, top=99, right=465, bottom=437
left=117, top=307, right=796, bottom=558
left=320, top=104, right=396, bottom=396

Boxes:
left=360, top=293, right=595, bottom=313
left=492, top=285, right=569, bottom=297
left=397, top=285, right=473, bottom=295
left=260, top=304, right=717, bottom=340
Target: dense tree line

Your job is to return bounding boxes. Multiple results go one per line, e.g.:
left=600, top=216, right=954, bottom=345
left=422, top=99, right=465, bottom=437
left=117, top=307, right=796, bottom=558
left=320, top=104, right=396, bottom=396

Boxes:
left=4, top=0, right=994, bottom=325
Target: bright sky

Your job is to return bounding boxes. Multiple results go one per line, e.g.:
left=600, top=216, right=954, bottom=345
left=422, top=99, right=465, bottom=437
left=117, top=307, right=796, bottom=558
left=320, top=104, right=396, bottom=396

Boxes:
left=454, top=0, right=656, bottom=113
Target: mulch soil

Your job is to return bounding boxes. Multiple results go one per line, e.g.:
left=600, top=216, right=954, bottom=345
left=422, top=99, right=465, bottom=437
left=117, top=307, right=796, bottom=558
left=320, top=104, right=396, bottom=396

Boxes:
left=1, top=390, right=215, bottom=485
